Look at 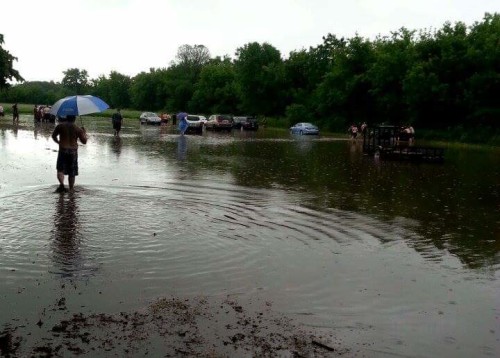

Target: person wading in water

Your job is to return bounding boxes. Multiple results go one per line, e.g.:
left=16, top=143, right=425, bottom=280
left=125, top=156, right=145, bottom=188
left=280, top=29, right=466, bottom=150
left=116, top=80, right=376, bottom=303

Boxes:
left=111, top=108, right=123, bottom=136
left=51, top=115, right=88, bottom=192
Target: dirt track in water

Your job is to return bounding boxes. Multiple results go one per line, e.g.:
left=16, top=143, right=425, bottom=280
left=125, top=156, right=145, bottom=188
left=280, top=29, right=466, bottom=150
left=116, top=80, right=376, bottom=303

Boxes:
left=0, top=295, right=350, bottom=357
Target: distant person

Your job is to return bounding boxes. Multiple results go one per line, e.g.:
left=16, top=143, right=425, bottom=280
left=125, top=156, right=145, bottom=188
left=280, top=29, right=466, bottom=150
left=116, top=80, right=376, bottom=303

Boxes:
left=160, top=112, right=170, bottom=125
left=33, top=104, right=40, bottom=122
left=408, top=125, right=415, bottom=144
left=51, top=115, right=88, bottom=192
left=0, top=104, right=4, bottom=117
left=349, top=124, right=358, bottom=139
left=38, top=106, right=45, bottom=122
left=177, top=112, right=188, bottom=135
left=111, top=108, right=123, bottom=136
left=361, top=122, right=367, bottom=138
left=43, top=105, right=51, bottom=122
left=12, top=103, right=19, bottom=124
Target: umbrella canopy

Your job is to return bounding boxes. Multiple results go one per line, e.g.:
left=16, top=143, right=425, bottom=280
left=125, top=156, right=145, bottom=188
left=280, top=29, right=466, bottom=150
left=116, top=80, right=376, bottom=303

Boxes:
left=50, top=95, right=109, bottom=117
left=177, top=112, right=188, bottom=120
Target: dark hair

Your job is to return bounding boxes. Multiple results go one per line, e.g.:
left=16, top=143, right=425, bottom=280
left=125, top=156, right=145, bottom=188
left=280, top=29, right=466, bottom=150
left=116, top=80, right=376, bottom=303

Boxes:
left=66, top=115, right=76, bottom=122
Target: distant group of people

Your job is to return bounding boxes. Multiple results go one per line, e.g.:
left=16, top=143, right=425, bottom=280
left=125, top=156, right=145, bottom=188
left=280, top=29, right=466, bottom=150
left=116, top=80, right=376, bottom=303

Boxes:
left=348, top=122, right=368, bottom=140
left=34, top=104, right=56, bottom=123
left=347, top=122, right=415, bottom=144
left=398, top=125, right=415, bottom=144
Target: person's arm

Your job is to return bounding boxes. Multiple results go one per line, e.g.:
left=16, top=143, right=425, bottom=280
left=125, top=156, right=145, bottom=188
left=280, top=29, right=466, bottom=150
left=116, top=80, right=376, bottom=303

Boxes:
left=78, top=127, right=88, bottom=144
left=52, top=126, right=60, bottom=144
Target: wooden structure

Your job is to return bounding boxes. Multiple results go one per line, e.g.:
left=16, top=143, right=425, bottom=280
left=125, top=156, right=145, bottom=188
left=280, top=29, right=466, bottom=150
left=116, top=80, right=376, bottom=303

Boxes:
left=363, top=125, right=444, bottom=163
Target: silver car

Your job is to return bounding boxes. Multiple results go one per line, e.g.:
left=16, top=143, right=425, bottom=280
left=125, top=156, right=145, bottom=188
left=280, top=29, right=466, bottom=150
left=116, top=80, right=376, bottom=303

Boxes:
left=290, top=122, right=319, bottom=135
left=140, top=112, right=161, bottom=125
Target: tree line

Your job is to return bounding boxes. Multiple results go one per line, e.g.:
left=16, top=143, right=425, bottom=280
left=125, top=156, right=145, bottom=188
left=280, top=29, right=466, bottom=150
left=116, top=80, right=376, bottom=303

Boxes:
left=0, top=13, right=498, bottom=134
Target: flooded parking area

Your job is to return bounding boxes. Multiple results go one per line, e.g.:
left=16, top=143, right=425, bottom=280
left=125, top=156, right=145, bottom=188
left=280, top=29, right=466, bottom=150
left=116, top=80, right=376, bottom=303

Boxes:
left=1, top=117, right=499, bottom=356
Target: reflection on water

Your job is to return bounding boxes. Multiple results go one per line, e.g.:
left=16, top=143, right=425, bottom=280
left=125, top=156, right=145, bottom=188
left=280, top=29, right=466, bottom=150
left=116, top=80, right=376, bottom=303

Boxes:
left=0, top=121, right=499, bottom=357
left=111, top=136, right=122, bottom=157
left=51, top=192, right=85, bottom=277
left=11, top=124, right=18, bottom=138
left=33, top=122, right=55, bottom=141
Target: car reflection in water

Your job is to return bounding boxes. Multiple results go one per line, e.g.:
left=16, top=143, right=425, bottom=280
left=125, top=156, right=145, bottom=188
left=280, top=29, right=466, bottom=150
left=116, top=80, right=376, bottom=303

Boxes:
left=290, top=122, right=319, bottom=135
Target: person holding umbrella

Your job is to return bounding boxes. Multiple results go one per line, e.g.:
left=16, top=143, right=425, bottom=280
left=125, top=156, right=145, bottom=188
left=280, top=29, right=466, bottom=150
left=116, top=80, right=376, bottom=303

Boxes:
left=51, top=115, right=87, bottom=192
left=177, top=112, right=188, bottom=135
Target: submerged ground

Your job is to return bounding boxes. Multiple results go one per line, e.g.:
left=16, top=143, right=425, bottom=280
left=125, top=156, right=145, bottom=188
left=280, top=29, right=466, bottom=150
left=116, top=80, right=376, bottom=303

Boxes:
left=0, top=116, right=499, bottom=357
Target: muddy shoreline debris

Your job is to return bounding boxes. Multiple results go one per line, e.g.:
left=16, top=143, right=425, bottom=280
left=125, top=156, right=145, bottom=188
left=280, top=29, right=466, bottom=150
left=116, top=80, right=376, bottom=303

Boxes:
left=1, top=295, right=348, bottom=357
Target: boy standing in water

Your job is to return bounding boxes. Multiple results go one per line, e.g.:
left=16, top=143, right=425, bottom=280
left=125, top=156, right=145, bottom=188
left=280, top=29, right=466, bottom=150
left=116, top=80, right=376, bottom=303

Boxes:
left=12, top=103, right=19, bottom=124
left=111, top=108, right=123, bottom=136
left=51, top=115, right=87, bottom=192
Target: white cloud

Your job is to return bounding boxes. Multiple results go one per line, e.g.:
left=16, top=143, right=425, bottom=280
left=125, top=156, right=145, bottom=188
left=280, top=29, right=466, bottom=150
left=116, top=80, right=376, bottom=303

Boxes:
left=2, top=0, right=497, bottom=82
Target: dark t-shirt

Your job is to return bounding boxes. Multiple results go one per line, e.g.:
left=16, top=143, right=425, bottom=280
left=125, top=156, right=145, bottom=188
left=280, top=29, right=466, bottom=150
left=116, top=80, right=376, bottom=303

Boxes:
left=112, top=112, right=122, bottom=122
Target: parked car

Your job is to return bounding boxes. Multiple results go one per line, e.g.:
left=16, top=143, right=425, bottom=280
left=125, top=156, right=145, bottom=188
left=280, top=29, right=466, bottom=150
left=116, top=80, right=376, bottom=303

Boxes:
left=185, top=115, right=206, bottom=134
left=233, top=116, right=259, bottom=130
left=205, top=114, right=233, bottom=131
left=140, top=112, right=161, bottom=125
left=290, top=122, right=319, bottom=135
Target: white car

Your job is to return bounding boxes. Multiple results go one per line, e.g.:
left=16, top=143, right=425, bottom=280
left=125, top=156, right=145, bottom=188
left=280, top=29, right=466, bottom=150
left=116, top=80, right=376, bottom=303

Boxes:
left=140, top=112, right=161, bottom=125
left=185, top=115, right=206, bottom=134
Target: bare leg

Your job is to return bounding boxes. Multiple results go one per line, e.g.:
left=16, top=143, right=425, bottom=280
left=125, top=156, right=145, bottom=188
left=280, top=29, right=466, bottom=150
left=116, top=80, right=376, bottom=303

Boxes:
left=57, top=172, right=65, bottom=186
left=56, top=172, right=66, bottom=192
left=68, top=176, right=76, bottom=191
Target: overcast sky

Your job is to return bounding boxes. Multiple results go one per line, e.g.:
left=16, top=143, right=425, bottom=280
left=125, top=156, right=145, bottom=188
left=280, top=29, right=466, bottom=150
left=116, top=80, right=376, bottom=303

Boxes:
left=2, top=0, right=498, bottom=82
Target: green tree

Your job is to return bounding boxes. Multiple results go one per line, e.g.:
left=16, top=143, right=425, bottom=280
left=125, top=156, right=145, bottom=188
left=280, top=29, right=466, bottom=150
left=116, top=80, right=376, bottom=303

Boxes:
left=234, top=42, right=286, bottom=115
left=0, top=34, right=23, bottom=89
left=190, top=57, right=239, bottom=114
left=463, top=13, right=500, bottom=128
left=62, top=68, right=89, bottom=94
left=90, top=75, right=111, bottom=104
left=175, top=44, right=211, bottom=70
left=1, top=81, right=69, bottom=105
left=368, top=28, right=417, bottom=126
left=107, top=71, right=131, bottom=109
left=129, top=68, right=166, bottom=110
left=315, top=35, right=375, bottom=130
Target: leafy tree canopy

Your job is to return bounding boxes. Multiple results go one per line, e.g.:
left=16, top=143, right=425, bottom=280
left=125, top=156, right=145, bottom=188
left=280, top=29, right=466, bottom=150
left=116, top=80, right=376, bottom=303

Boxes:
left=0, top=34, right=23, bottom=89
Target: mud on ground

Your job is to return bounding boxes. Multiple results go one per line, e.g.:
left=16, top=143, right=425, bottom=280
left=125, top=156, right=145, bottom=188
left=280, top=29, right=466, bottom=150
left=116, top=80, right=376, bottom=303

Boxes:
left=0, top=295, right=349, bottom=357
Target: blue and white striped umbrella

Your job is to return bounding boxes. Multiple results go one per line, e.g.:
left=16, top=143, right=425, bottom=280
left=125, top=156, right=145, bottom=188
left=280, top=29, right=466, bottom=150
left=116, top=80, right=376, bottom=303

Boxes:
left=50, top=95, right=109, bottom=117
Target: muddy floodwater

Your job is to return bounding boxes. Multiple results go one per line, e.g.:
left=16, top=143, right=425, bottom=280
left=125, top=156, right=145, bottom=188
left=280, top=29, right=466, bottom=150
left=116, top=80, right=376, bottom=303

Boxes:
left=1, top=117, right=499, bottom=357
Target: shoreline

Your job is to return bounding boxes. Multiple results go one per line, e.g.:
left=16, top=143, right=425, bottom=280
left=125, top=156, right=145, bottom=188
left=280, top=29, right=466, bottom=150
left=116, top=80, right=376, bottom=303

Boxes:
left=1, top=294, right=348, bottom=357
